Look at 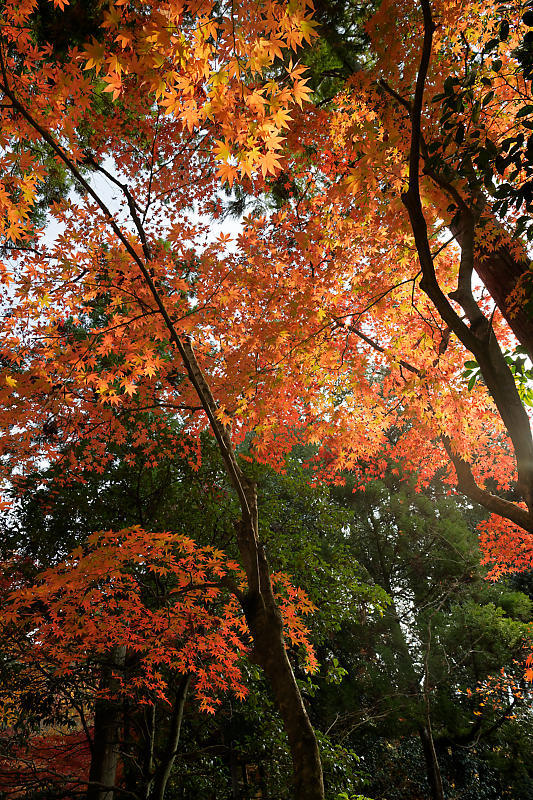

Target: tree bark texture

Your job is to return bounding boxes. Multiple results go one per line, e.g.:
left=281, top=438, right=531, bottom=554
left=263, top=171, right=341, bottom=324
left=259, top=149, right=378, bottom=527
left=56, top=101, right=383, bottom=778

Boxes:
left=240, top=537, right=324, bottom=800
left=87, top=647, right=126, bottom=800
left=451, top=218, right=533, bottom=363
left=418, top=724, right=445, bottom=800
left=150, top=674, right=191, bottom=800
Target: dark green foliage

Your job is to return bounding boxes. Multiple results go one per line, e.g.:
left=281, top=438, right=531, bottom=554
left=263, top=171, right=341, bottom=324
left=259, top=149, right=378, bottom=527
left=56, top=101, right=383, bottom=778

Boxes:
left=31, top=0, right=104, bottom=59
left=306, top=473, right=533, bottom=800
left=4, top=439, right=533, bottom=799
left=304, top=0, right=377, bottom=99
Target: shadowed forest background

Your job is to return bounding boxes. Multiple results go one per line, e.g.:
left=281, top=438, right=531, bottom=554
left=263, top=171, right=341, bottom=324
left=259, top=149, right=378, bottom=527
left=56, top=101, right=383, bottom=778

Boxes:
left=3, top=439, right=533, bottom=799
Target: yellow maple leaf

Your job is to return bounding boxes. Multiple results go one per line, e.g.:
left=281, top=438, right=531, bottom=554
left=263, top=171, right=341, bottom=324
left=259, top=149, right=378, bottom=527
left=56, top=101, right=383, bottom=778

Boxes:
left=292, top=78, right=312, bottom=108
left=121, top=378, right=137, bottom=396
left=82, top=39, right=106, bottom=72
left=214, top=139, right=231, bottom=162
left=260, top=149, right=282, bottom=177
left=300, top=18, right=319, bottom=44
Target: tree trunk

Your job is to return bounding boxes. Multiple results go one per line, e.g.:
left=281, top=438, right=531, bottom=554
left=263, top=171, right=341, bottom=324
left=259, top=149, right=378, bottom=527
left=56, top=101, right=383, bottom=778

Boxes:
left=418, top=724, right=445, bottom=800
left=240, top=539, right=324, bottom=800
left=228, top=731, right=241, bottom=799
left=150, top=674, right=191, bottom=800
left=178, top=342, right=325, bottom=800
left=386, top=608, right=445, bottom=800
left=451, top=217, right=533, bottom=362
left=87, top=699, right=122, bottom=800
left=142, top=705, right=156, bottom=800
left=87, top=647, right=126, bottom=800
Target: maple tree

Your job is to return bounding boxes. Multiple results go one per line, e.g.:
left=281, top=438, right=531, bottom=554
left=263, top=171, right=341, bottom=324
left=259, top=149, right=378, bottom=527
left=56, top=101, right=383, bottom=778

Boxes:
left=213, top=0, right=533, bottom=554
left=1, top=430, right=384, bottom=798
left=1, top=3, right=323, bottom=797
left=2, top=0, right=533, bottom=796
left=0, top=0, right=327, bottom=795
left=0, top=525, right=316, bottom=798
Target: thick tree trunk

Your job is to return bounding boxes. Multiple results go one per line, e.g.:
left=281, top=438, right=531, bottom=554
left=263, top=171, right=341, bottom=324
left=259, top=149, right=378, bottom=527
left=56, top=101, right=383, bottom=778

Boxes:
left=240, top=541, right=324, bottom=800
left=451, top=218, right=533, bottom=363
left=87, top=700, right=122, bottom=800
left=418, top=724, right=445, bottom=800
left=87, top=647, right=126, bottom=800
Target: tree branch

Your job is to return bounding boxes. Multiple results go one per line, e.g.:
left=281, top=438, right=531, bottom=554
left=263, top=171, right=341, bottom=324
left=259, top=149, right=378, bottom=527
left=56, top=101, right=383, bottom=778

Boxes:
left=0, top=70, right=261, bottom=591
left=400, top=0, right=533, bottom=514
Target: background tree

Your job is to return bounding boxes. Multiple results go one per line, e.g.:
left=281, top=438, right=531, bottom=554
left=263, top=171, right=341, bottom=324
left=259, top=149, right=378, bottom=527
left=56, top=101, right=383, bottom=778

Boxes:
left=311, top=473, right=533, bottom=800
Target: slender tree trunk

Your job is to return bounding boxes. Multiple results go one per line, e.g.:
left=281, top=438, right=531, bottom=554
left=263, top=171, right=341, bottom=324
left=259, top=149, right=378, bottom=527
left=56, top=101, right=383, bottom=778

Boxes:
left=139, top=704, right=156, bottom=800
left=150, top=674, right=191, bottom=800
left=228, top=734, right=241, bottom=799
left=180, top=343, right=325, bottom=800
left=418, top=724, right=445, bottom=800
left=386, top=609, right=445, bottom=800
left=87, top=647, right=126, bottom=800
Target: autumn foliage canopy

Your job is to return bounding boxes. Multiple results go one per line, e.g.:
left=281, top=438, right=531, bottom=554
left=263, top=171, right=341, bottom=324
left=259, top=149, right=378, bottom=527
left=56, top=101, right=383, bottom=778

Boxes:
left=0, top=0, right=531, bottom=537
left=1, top=0, right=533, bottom=795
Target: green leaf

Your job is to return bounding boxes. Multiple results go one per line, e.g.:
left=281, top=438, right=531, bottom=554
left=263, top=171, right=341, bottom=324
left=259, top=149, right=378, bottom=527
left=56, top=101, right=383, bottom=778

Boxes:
left=516, top=105, right=533, bottom=118
left=500, top=19, right=510, bottom=40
